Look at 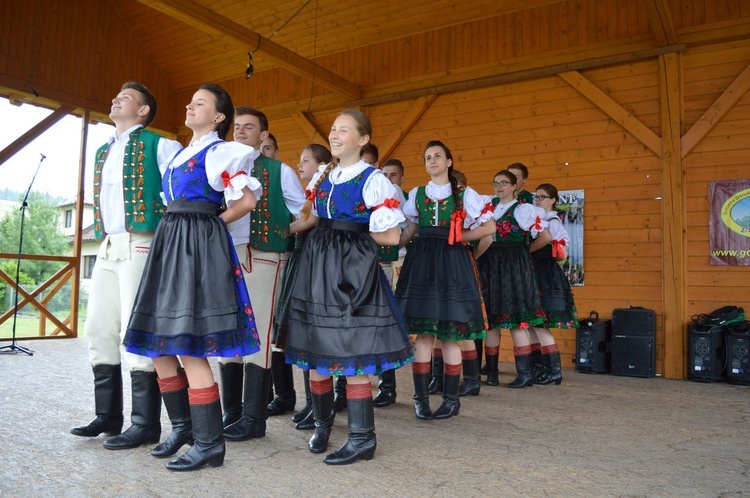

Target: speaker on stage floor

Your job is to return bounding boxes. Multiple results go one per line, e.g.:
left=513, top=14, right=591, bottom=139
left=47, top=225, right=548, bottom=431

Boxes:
left=611, top=307, right=656, bottom=378
left=726, top=321, right=750, bottom=385
left=575, top=311, right=611, bottom=374
left=688, top=325, right=726, bottom=382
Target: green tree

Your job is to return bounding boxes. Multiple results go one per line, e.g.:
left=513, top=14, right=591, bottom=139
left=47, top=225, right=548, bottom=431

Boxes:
left=0, top=192, right=69, bottom=290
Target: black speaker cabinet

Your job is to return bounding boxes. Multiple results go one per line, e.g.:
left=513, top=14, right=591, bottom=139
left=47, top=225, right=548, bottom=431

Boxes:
left=726, top=323, right=750, bottom=384
left=688, top=325, right=726, bottom=382
left=575, top=319, right=611, bottom=373
left=611, top=307, right=656, bottom=378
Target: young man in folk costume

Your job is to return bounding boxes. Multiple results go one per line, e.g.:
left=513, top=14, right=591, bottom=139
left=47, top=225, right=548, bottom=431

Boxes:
left=220, top=107, right=306, bottom=441
left=71, top=82, right=181, bottom=450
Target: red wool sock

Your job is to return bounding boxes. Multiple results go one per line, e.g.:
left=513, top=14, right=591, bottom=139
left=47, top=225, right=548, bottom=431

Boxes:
left=485, top=346, right=500, bottom=356
left=157, top=371, right=188, bottom=393
left=346, top=382, right=372, bottom=400
left=432, top=348, right=443, bottom=358
left=541, top=344, right=560, bottom=354
left=310, top=377, right=333, bottom=395
left=514, top=345, right=532, bottom=357
left=462, top=349, right=478, bottom=361
left=412, top=361, right=431, bottom=374
left=444, top=363, right=462, bottom=376
left=188, top=384, right=219, bottom=404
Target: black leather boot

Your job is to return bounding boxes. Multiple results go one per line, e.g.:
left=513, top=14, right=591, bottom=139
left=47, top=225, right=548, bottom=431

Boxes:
left=166, top=395, right=225, bottom=471
left=486, top=354, right=500, bottom=386
left=152, top=381, right=193, bottom=458
left=508, top=352, right=535, bottom=388
left=427, top=356, right=443, bottom=394
left=292, top=370, right=312, bottom=422
left=412, top=371, right=433, bottom=420
left=224, top=363, right=270, bottom=441
left=531, top=346, right=546, bottom=381
left=219, top=362, right=243, bottom=428
left=373, top=369, right=397, bottom=408
left=103, top=370, right=161, bottom=449
left=333, top=375, right=347, bottom=412
left=323, top=396, right=376, bottom=465
left=267, top=351, right=296, bottom=416
left=71, top=364, right=123, bottom=437
left=458, top=356, right=481, bottom=397
left=433, top=373, right=460, bottom=419
left=309, top=388, right=335, bottom=454
left=475, top=339, right=485, bottom=375
left=537, top=351, right=563, bottom=385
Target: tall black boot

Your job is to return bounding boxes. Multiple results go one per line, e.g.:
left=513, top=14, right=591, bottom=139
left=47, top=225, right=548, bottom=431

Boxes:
left=152, top=378, right=193, bottom=458
left=412, top=371, right=433, bottom=420
left=475, top=339, right=486, bottom=375
left=433, top=373, right=461, bottom=419
left=537, top=351, right=563, bottom=386
left=104, top=370, right=161, bottom=449
left=458, top=355, right=481, bottom=397
left=531, top=345, right=546, bottom=381
left=219, top=362, right=244, bottom=428
left=333, top=375, right=347, bottom=412
left=224, top=364, right=270, bottom=440
left=293, top=370, right=313, bottom=429
left=373, top=369, right=397, bottom=408
left=309, top=388, right=335, bottom=454
left=508, top=351, right=535, bottom=388
left=71, top=364, right=123, bottom=437
left=167, top=394, right=225, bottom=471
left=486, top=354, right=500, bottom=386
left=427, top=356, right=443, bottom=395
left=267, top=351, right=296, bottom=416
left=324, top=396, right=376, bottom=465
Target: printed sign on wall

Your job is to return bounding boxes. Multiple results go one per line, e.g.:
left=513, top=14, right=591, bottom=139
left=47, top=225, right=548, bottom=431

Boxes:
left=709, top=179, right=750, bottom=266
left=558, top=189, right=584, bottom=286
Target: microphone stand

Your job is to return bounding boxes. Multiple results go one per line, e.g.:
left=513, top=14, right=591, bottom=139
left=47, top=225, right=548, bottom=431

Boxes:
left=0, top=153, right=47, bottom=356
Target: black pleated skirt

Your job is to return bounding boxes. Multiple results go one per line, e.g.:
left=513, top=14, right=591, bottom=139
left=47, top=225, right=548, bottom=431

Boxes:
left=272, top=231, right=308, bottom=348
left=476, top=241, right=546, bottom=330
left=532, top=249, right=580, bottom=329
left=284, top=218, right=413, bottom=376
left=123, top=201, right=260, bottom=358
left=395, top=227, right=487, bottom=341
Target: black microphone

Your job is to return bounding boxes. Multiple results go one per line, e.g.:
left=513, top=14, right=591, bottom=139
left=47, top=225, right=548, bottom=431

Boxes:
left=40, top=153, right=47, bottom=161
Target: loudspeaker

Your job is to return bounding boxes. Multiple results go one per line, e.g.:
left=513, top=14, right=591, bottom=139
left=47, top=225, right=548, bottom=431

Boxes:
left=575, top=316, right=611, bottom=374
left=688, top=325, right=726, bottom=382
left=611, top=307, right=656, bottom=378
left=726, top=322, right=750, bottom=385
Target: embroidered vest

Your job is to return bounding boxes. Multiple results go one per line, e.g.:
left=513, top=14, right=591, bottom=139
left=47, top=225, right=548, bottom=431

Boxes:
left=493, top=200, right=530, bottom=245
left=414, top=185, right=465, bottom=228
left=315, top=166, right=376, bottom=223
left=517, top=189, right=534, bottom=204
left=377, top=188, right=408, bottom=261
left=93, top=128, right=164, bottom=239
left=250, top=156, right=294, bottom=252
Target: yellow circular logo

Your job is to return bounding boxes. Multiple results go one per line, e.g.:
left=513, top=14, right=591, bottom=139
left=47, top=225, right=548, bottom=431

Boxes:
left=721, top=187, right=750, bottom=237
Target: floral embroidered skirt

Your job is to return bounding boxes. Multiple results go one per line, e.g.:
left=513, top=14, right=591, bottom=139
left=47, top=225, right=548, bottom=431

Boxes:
left=284, top=218, right=414, bottom=376
left=531, top=250, right=580, bottom=329
left=395, top=227, right=487, bottom=341
left=123, top=201, right=260, bottom=358
left=476, top=241, right=546, bottom=330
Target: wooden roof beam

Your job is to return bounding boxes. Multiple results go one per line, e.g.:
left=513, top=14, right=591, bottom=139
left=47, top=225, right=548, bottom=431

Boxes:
left=138, top=0, right=361, bottom=100
left=293, top=112, right=329, bottom=146
left=642, top=0, right=678, bottom=46
left=681, top=62, right=750, bottom=159
left=379, top=95, right=438, bottom=162
left=559, top=71, right=662, bottom=157
left=0, top=104, right=75, bottom=167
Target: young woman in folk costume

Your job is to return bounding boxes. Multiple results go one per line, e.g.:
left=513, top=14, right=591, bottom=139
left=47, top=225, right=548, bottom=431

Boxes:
left=272, top=143, right=332, bottom=431
left=527, top=183, right=580, bottom=385
left=475, top=170, right=551, bottom=388
left=122, top=83, right=263, bottom=471
left=284, top=110, right=413, bottom=465
left=396, top=141, right=495, bottom=420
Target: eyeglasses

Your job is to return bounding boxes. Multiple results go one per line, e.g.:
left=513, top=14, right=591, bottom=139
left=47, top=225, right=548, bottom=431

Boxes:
left=492, top=181, right=511, bottom=187
left=536, top=195, right=552, bottom=200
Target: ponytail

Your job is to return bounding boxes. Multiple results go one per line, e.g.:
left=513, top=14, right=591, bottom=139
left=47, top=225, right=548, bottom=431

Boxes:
left=300, top=159, right=338, bottom=220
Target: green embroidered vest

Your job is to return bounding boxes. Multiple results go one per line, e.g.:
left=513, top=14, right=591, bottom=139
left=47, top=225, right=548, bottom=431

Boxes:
left=377, top=188, right=409, bottom=261
left=250, top=156, right=294, bottom=252
left=414, top=185, right=465, bottom=228
left=92, top=128, right=164, bottom=239
left=517, top=189, right=534, bottom=204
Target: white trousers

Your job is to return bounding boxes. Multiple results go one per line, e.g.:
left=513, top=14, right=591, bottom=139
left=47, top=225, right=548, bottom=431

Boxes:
left=220, top=246, right=288, bottom=368
left=84, top=232, right=154, bottom=371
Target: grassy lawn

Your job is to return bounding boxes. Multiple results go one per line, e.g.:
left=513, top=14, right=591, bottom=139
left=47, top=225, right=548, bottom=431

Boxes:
left=0, top=315, right=85, bottom=339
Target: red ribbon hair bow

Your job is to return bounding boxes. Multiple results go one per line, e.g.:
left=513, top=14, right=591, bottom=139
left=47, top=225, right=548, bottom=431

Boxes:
left=305, top=189, right=317, bottom=201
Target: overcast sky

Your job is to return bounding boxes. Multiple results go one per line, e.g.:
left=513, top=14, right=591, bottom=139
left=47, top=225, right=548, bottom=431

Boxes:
left=0, top=98, right=114, bottom=200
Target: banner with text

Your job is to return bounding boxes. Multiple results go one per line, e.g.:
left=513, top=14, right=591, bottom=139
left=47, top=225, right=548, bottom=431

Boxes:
left=709, top=179, right=750, bottom=266
left=558, top=189, right=584, bottom=286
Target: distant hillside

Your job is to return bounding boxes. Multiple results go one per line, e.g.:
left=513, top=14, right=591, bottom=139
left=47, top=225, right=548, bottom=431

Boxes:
left=0, top=187, right=63, bottom=204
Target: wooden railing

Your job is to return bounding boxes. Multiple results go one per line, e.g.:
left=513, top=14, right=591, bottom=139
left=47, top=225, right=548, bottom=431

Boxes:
left=0, top=253, right=79, bottom=339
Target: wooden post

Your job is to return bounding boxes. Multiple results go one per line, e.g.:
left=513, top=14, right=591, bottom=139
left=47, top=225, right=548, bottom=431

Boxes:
left=70, top=110, right=89, bottom=337
left=659, top=53, right=686, bottom=379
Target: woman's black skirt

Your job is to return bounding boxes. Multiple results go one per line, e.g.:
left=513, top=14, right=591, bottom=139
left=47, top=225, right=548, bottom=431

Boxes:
left=476, top=241, right=545, bottom=330
left=531, top=246, right=580, bottom=329
left=284, top=219, right=413, bottom=376
left=395, top=227, right=487, bottom=341
left=272, top=231, right=308, bottom=348
left=123, top=201, right=260, bottom=358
